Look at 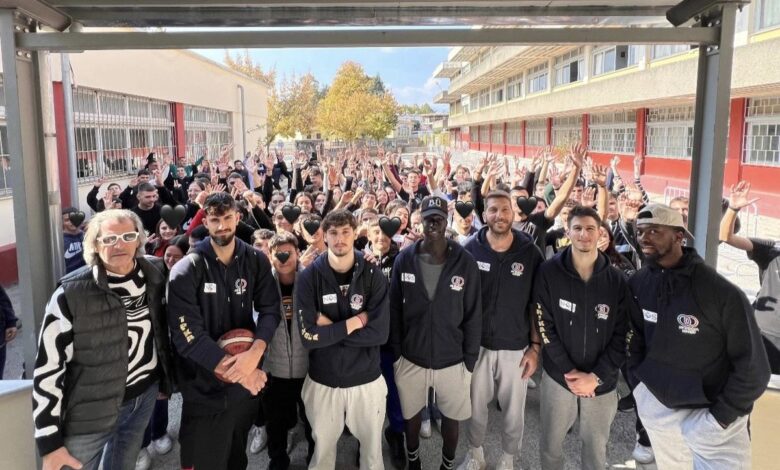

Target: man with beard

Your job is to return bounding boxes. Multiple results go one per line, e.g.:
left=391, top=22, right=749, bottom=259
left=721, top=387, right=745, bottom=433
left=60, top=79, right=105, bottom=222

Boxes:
left=296, top=209, right=390, bottom=469
left=167, top=192, right=281, bottom=470
left=390, top=196, right=482, bottom=470
left=627, top=203, right=769, bottom=469
left=533, top=206, right=632, bottom=470
left=459, top=191, right=544, bottom=470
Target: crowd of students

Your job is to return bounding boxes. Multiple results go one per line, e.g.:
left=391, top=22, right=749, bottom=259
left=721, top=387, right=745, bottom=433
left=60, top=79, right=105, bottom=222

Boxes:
left=31, top=141, right=777, bottom=470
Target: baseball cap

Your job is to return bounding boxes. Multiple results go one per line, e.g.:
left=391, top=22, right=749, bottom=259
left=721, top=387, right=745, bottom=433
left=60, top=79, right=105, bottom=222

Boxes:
left=420, top=196, right=448, bottom=219
left=636, top=203, right=694, bottom=239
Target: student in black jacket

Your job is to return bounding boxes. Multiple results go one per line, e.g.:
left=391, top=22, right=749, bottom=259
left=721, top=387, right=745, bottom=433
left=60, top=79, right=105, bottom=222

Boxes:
left=390, top=196, right=482, bottom=470
left=628, top=203, right=770, bottom=469
left=460, top=191, right=544, bottom=470
left=167, top=192, right=281, bottom=470
left=533, top=205, right=633, bottom=470
left=295, top=209, right=390, bottom=470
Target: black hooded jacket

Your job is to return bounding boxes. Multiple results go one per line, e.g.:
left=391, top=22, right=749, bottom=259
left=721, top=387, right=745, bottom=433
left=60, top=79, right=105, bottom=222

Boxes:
left=627, top=248, right=770, bottom=426
left=533, top=246, right=634, bottom=395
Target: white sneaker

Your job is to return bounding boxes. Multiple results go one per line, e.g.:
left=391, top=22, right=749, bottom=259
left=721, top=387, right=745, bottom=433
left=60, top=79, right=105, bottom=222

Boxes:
left=456, top=446, right=486, bottom=470
left=152, top=434, right=173, bottom=455
left=527, top=377, right=537, bottom=389
left=632, top=441, right=655, bottom=464
left=249, top=426, right=268, bottom=454
left=495, top=452, right=515, bottom=470
left=135, top=448, right=152, bottom=470
left=420, top=419, right=432, bottom=438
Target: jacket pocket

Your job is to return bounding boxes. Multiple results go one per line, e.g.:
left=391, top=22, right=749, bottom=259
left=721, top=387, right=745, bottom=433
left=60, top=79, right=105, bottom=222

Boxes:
left=637, top=356, right=710, bottom=408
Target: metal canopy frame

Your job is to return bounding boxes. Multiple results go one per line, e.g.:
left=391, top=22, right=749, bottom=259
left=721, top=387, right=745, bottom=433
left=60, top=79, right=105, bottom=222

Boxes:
left=0, top=0, right=744, bottom=379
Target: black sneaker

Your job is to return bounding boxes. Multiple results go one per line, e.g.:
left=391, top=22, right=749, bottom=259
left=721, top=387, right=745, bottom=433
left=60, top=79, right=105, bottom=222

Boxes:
left=618, top=394, right=636, bottom=412
left=385, top=427, right=406, bottom=469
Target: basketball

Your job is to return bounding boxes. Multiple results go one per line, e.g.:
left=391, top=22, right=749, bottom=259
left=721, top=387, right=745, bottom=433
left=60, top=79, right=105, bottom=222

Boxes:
left=217, top=328, right=255, bottom=356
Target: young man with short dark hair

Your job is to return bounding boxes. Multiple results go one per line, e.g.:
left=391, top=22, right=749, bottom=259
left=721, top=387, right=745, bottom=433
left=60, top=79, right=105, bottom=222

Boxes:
left=167, top=192, right=281, bottom=470
left=296, top=209, right=390, bottom=469
left=534, top=205, right=633, bottom=470
left=390, top=196, right=482, bottom=470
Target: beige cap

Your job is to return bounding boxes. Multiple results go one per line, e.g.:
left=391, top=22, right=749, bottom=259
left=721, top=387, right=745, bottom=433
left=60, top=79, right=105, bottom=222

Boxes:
left=636, top=203, right=694, bottom=239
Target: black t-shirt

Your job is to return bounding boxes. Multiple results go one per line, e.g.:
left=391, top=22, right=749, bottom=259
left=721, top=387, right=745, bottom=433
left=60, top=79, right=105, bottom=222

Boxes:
left=280, top=281, right=294, bottom=333
left=131, top=204, right=162, bottom=235
left=399, top=185, right=430, bottom=204
left=513, top=211, right=553, bottom=254
left=332, top=266, right=355, bottom=297
left=749, top=238, right=780, bottom=281
left=545, top=227, right=571, bottom=256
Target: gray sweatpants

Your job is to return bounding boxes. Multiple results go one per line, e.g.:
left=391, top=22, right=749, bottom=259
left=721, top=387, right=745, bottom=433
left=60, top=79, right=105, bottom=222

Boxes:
left=539, top=371, right=617, bottom=470
left=633, top=382, right=751, bottom=470
left=465, top=347, right=529, bottom=455
left=301, top=375, right=388, bottom=470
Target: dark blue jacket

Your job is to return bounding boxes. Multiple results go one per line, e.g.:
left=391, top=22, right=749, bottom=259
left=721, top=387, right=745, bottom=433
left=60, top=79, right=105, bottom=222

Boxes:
left=0, top=284, right=17, bottom=348
left=389, top=240, right=482, bottom=371
left=627, top=248, right=770, bottom=426
left=167, top=237, right=281, bottom=414
left=464, top=227, right=543, bottom=350
left=296, top=250, right=389, bottom=388
left=533, top=246, right=633, bottom=395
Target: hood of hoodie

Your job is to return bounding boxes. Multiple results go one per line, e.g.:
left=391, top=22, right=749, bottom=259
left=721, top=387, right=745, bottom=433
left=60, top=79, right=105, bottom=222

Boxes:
left=555, top=245, right=611, bottom=280
left=194, top=235, right=252, bottom=263
left=310, top=249, right=368, bottom=282
left=474, top=226, right=535, bottom=255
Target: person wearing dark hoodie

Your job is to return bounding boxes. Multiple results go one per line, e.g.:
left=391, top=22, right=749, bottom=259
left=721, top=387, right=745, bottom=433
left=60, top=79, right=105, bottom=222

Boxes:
left=256, top=232, right=314, bottom=469
left=295, top=209, right=390, bottom=470
left=628, top=203, right=770, bottom=469
left=460, top=191, right=544, bottom=470
left=390, top=196, right=482, bottom=470
left=167, top=192, right=281, bottom=470
left=533, top=205, right=633, bottom=470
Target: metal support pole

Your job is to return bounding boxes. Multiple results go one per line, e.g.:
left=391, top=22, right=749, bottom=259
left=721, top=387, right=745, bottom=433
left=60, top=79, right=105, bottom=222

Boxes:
left=237, top=84, right=246, bottom=160
left=61, top=53, right=79, bottom=210
left=0, top=9, right=63, bottom=378
left=688, top=3, right=737, bottom=267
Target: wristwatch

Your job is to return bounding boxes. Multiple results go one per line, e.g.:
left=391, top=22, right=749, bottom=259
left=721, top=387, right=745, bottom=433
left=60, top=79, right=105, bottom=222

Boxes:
left=593, top=374, right=604, bottom=386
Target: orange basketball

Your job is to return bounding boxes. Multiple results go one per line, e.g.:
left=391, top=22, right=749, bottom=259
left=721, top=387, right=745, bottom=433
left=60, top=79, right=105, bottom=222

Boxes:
left=217, top=328, right=255, bottom=356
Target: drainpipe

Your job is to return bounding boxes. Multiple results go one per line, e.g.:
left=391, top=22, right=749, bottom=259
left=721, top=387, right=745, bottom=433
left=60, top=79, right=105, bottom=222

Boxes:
left=237, top=84, right=247, bottom=159
left=61, top=53, right=79, bottom=209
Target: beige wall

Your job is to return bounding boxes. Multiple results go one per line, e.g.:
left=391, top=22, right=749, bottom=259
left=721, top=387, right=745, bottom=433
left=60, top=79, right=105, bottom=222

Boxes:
left=449, top=37, right=780, bottom=127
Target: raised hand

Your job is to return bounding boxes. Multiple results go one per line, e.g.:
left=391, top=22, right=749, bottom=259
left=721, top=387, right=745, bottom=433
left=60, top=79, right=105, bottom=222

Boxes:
left=568, top=142, right=587, bottom=169
left=592, top=163, right=609, bottom=187
left=581, top=186, right=597, bottom=208
left=728, top=180, right=759, bottom=210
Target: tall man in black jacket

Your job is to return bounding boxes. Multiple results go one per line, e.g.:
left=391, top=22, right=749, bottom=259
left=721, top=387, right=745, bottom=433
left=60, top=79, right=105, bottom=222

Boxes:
left=461, top=191, right=544, bottom=470
left=296, top=209, right=390, bottom=470
left=628, top=203, right=770, bottom=469
left=167, top=193, right=281, bottom=470
left=533, top=206, right=632, bottom=470
left=390, top=196, right=482, bottom=470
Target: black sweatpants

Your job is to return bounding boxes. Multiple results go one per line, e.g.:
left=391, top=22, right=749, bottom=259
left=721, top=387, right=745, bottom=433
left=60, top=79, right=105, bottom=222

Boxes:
left=180, top=397, right=260, bottom=470
left=261, top=376, right=314, bottom=470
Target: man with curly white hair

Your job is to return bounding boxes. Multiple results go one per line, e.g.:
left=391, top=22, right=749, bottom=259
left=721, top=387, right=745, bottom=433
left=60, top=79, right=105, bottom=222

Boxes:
left=32, top=209, right=175, bottom=470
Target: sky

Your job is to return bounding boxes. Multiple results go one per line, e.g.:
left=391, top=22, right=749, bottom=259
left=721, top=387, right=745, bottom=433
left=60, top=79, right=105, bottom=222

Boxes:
left=193, top=47, right=451, bottom=111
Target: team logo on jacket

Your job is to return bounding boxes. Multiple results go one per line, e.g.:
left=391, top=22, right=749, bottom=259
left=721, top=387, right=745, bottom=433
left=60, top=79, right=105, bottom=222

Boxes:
left=510, top=262, right=524, bottom=277
left=350, top=294, right=364, bottom=311
left=234, top=278, right=247, bottom=295
left=677, top=314, right=700, bottom=335
left=595, top=304, right=610, bottom=320
left=450, top=276, right=465, bottom=291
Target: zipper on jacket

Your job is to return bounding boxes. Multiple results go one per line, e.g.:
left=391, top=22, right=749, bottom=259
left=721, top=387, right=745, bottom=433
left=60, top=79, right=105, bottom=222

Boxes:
left=582, top=281, right=588, bottom=362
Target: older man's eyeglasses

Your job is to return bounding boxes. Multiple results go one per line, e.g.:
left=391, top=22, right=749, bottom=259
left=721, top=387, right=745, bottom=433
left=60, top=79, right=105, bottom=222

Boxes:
left=99, top=232, right=140, bottom=246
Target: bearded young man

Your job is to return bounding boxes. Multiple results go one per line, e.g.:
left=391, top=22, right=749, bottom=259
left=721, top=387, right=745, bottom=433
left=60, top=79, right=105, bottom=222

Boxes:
left=167, top=192, right=281, bottom=470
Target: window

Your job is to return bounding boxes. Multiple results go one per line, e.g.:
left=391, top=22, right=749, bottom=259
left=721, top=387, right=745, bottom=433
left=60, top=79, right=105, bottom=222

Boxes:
left=645, top=106, right=695, bottom=158
left=552, top=115, right=583, bottom=146
left=744, top=96, right=780, bottom=166
left=756, top=0, right=780, bottom=31
left=469, top=126, right=478, bottom=142
left=492, top=82, right=504, bottom=105
left=491, top=125, right=504, bottom=145
left=100, top=95, right=126, bottom=116
left=507, top=122, right=521, bottom=145
left=469, top=93, right=479, bottom=112
left=506, top=74, right=523, bottom=101
left=525, top=118, right=547, bottom=146
left=628, top=45, right=646, bottom=66
left=588, top=110, right=637, bottom=154
left=554, top=48, right=584, bottom=86
left=479, top=88, right=491, bottom=109
left=480, top=125, right=490, bottom=144
left=592, top=46, right=638, bottom=76
left=184, top=104, right=232, bottom=160
left=651, top=44, right=692, bottom=60
left=527, top=63, right=548, bottom=94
